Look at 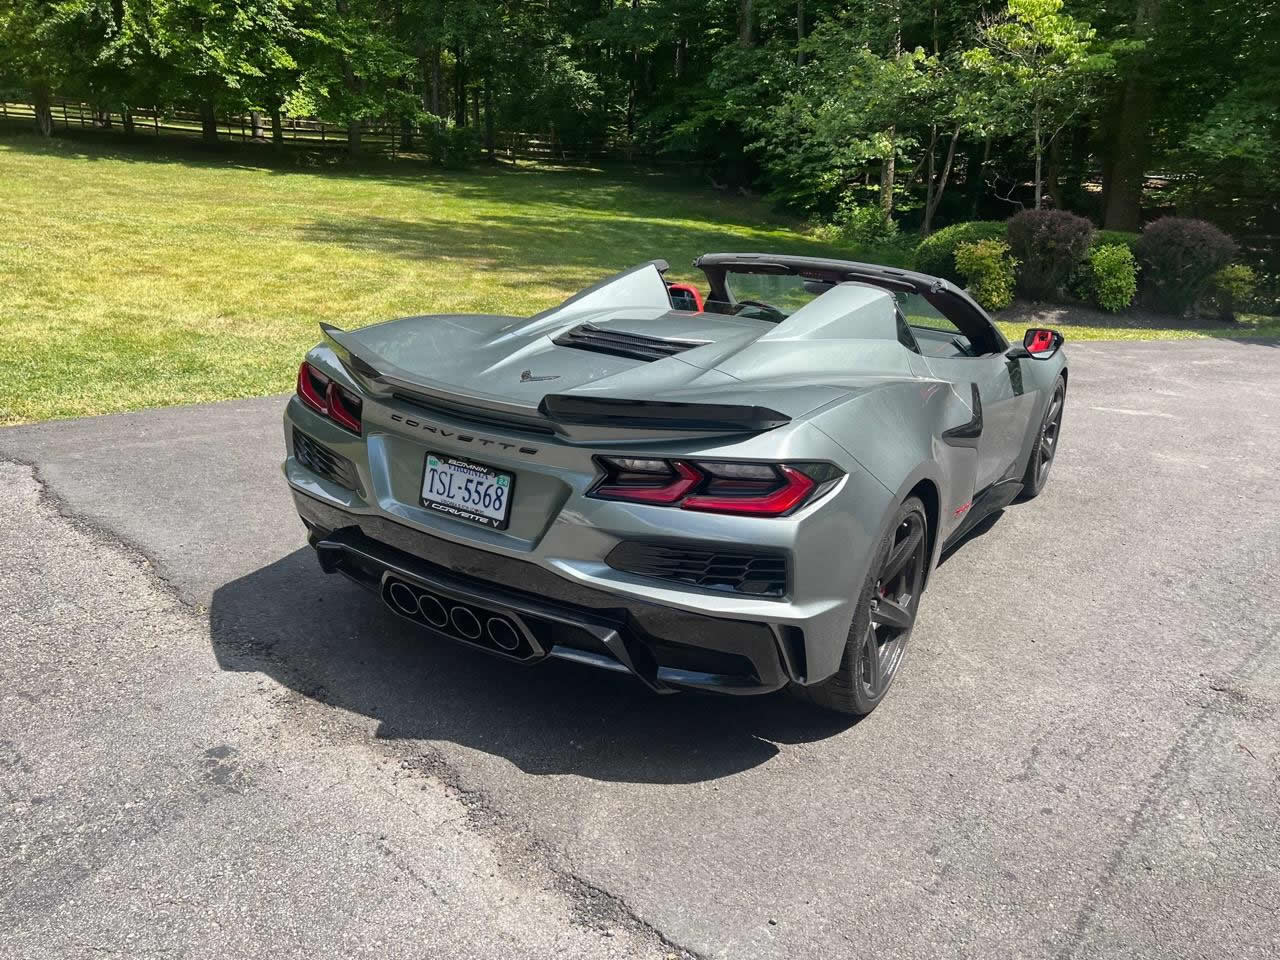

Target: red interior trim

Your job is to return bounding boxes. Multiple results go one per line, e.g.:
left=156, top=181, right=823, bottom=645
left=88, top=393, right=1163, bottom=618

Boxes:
left=667, top=283, right=704, bottom=313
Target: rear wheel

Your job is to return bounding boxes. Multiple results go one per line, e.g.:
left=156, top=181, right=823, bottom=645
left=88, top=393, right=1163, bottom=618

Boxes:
left=794, top=496, right=929, bottom=716
left=1020, top=375, right=1066, bottom=500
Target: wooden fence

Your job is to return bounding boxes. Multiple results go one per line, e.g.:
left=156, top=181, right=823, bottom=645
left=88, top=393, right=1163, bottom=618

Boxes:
left=0, top=96, right=612, bottom=161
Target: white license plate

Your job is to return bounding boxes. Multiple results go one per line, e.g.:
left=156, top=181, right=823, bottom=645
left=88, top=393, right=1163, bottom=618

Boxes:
left=421, top=453, right=514, bottom=530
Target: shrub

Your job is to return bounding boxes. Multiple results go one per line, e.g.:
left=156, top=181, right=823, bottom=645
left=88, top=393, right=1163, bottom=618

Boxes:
left=1092, top=230, right=1141, bottom=254
left=813, top=202, right=901, bottom=247
left=1205, top=264, right=1257, bottom=321
left=913, top=221, right=1008, bottom=283
left=1006, top=209, right=1094, bottom=301
left=954, top=238, right=1018, bottom=312
left=1136, top=217, right=1238, bottom=316
left=1087, top=244, right=1138, bottom=313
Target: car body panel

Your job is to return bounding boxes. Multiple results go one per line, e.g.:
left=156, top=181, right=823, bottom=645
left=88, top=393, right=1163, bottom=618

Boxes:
left=283, top=254, right=1066, bottom=695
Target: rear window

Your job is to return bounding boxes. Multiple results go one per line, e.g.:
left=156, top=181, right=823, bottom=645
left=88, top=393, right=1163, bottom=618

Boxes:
left=897, top=292, right=977, bottom=357
left=713, top=272, right=833, bottom=320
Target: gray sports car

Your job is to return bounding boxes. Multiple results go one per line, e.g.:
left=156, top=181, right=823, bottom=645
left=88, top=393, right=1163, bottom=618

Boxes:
left=282, top=254, right=1067, bottom=715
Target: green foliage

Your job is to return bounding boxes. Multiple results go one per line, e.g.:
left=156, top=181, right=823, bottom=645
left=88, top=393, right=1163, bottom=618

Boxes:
left=963, top=0, right=1116, bottom=208
left=1136, top=217, right=1238, bottom=316
left=1092, top=230, right=1141, bottom=254
left=1086, top=244, right=1138, bottom=313
left=955, top=238, right=1018, bottom=311
left=1006, top=209, right=1093, bottom=300
left=813, top=201, right=901, bottom=247
left=1205, top=265, right=1257, bottom=321
left=913, top=221, right=1008, bottom=283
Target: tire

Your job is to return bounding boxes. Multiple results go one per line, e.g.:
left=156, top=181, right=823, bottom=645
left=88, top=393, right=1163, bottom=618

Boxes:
left=1019, top=374, right=1066, bottom=501
left=793, top=496, right=929, bottom=716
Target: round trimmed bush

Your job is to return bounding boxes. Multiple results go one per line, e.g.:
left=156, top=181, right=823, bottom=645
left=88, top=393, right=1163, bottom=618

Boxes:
left=913, top=221, right=1008, bottom=283
left=1087, top=244, right=1138, bottom=313
left=1136, top=217, right=1238, bottom=316
left=1006, top=209, right=1094, bottom=301
left=954, top=238, right=1017, bottom=312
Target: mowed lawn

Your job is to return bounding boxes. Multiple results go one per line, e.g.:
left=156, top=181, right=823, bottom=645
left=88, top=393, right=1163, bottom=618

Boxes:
left=2, top=133, right=1276, bottom=425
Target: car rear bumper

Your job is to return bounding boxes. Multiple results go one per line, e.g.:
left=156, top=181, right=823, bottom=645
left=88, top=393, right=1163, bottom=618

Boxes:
left=293, top=491, right=803, bottom=694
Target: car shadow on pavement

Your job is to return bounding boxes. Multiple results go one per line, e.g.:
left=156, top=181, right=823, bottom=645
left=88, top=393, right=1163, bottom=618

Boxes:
left=208, top=547, right=857, bottom=785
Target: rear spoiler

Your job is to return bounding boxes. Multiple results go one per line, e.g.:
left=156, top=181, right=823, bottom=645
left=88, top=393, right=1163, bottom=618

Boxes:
left=539, top=395, right=790, bottom=432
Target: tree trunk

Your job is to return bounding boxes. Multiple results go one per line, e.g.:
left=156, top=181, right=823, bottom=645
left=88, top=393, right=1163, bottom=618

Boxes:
left=199, top=99, right=218, bottom=143
left=1103, top=77, right=1153, bottom=229
left=250, top=109, right=264, bottom=139
left=431, top=48, right=442, bottom=117
left=1032, top=102, right=1043, bottom=210
left=923, top=128, right=961, bottom=234
left=675, top=37, right=687, bottom=77
left=270, top=105, right=284, bottom=146
left=454, top=44, right=467, bottom=126
left=1103, top=0, right=1161, bottom=230
left=922, top=126, right=938, bottom=235
left=796, top=0, right=806, bottom=65
left=1046, top=133, right=1063, bottom=210
left=347, top=118, right=362, bottom=157
left=483, top=75, right=495, bottom=160
left=880, top=144, right=896, bottom=218
left=32, top=83, right=53, bottom=137
left=122, top=106, right=135, bottom=135
left=968, top=137, right=990, bottom=218
left=738, top=0, right=754, bottom=45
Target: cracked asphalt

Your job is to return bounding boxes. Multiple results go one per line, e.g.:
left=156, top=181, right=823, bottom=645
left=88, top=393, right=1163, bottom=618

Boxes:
left=2, top=338, right=1279, bottom=959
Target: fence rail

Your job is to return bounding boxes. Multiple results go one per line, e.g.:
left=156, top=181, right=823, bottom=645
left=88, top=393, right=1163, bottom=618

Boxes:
left=0, top=97, right=612, bottom=161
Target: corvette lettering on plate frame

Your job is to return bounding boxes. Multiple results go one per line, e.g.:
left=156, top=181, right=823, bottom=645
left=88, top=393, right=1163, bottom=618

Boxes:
left=421, top=453, right=514, bottom=530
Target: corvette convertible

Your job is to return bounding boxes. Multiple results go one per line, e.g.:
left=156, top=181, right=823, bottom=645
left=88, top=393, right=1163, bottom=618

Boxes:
left=282, top=254, right=1067, bottom=714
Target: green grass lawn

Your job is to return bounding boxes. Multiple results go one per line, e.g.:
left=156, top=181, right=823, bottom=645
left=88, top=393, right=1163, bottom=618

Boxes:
left=1, top=132, right=1276, bottom=425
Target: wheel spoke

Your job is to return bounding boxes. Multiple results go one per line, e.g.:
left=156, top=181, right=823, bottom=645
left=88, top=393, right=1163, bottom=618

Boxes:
left=1047, top=395, right=1062, bottom=424
left=861, top=625, right=883, bottom=696
left=1040, top=437, right=1053, bottom=460
left=871, top=595, right=914, bottom=632
left=882, top=524, right=923, bottom=582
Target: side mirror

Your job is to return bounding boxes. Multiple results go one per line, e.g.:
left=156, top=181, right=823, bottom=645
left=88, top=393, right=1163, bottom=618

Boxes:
left=1023, top=327, right=1063, bottom=358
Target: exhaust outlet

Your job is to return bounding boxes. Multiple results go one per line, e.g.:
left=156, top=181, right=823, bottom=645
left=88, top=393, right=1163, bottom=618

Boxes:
left=486, top=617, right=521, bottom=652
left=417, top=593, right=449, bottom=628
left=387, top=581, right=420, bottom=617
left=449, top=605, right=482, bottom=639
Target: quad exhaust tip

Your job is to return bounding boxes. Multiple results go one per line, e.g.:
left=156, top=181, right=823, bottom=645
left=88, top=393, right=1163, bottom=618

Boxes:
left=381, top=575, right=535, bottom=660
left=486, top=616, right=521, bottom=652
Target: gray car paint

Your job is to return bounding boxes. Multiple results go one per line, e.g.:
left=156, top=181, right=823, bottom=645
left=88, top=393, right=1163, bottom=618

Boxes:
left=284, top=257, right=1066, bottom=689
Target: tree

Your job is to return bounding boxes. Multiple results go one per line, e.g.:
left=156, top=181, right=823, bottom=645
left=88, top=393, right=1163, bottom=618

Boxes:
left=964, top=0, right=1114, bottom=209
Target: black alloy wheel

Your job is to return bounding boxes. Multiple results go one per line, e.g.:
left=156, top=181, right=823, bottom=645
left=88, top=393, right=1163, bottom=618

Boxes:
left=1021, top=376, right=1066, bottom=499
left=795, top=496, right=929, bottom=716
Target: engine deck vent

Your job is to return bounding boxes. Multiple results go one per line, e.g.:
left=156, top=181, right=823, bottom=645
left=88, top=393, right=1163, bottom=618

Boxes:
left=606, top=541, right=788, bottom=598
left=552, top=323, right=705, bottom=362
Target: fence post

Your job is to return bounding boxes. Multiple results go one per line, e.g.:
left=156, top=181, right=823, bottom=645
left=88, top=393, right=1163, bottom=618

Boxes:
left=320, top=122, right=325, bottom=143
left=154, top=108, right=159, bottom=134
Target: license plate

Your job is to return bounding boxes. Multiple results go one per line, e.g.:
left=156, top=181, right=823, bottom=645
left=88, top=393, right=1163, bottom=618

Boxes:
left=421, top=453, right=514, bottom=530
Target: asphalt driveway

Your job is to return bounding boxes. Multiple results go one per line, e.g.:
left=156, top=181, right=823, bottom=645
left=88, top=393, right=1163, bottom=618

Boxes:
left=2, top=338, right=1278, bottom=959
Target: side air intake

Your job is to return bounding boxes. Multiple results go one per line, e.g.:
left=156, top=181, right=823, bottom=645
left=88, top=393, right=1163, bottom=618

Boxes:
left=552, top=323, right=705, bottom=362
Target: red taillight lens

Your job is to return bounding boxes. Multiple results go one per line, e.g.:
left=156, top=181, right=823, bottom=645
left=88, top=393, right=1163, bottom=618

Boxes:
left=590, top=458, right=836, bottom=517
left=683, top=465, right=815, bottom=516
left=594, top=459, right=702, bottom=504
left=296, top=361, right=362, bottom=434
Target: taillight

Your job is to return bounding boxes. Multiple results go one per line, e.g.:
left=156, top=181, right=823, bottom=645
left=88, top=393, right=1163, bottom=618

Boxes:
left=296, top=361, right=363, bottom=434
left=590, top=457, right=839, bottom=517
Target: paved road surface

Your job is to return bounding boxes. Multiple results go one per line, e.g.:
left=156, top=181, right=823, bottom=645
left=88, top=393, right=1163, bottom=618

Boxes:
left=3, top=339, right=1278, bottom=959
